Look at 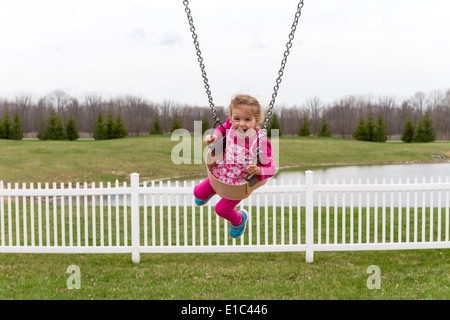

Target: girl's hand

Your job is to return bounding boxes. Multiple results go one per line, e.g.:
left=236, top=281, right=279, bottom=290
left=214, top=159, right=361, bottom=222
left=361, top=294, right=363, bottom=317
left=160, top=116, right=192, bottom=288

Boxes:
left=246, top=164, right=261, bottom=176
left=205, top=135, right=216, bottom=146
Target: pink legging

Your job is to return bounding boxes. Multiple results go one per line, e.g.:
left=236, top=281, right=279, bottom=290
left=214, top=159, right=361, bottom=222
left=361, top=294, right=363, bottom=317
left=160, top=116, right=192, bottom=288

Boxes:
left=194, top=178, right=243, bottom=226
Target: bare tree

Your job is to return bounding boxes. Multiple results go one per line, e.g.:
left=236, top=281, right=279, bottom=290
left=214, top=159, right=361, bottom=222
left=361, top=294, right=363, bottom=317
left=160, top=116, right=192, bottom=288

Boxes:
left=304, top=97, right=322, bottom=136
left=12, top=93, right=33, bottom=132
left=409, top=91, right=427, bottom=117
left=375, top=96, right=397, bottom=136
left=2, top=88, right=450, bottom=139
left=46, top=90, right=72, bottom=116
left=83, top=93, right=105, bottom=132
left=427, top=89, right=449, bottom=139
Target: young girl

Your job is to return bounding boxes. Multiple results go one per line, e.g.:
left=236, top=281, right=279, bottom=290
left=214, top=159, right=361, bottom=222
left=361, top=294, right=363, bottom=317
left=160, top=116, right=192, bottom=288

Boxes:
left=193, top=94, right=276, bottom=239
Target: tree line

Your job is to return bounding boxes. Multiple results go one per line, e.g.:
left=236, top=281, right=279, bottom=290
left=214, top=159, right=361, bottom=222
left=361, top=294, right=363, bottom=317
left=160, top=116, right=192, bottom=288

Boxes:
left=0, top=88, right=449, bottom=140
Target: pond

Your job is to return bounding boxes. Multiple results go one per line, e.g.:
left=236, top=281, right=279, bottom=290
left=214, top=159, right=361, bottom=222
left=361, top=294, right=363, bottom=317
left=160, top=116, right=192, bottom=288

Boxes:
left=146, top=162, right=450, bottom=207
left=156, top=162, right=450, bottom=185
left=275, top=162, right=450, bottom=184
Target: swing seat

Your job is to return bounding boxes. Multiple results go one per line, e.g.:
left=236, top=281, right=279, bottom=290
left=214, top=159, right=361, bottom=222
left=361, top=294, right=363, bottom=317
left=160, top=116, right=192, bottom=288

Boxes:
left=206, top=149, right=267, bottom=201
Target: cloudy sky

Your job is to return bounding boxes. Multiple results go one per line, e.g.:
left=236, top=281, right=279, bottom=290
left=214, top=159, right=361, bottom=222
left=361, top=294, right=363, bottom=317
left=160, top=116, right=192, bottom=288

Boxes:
left=0, top=0, right=449, bottom=108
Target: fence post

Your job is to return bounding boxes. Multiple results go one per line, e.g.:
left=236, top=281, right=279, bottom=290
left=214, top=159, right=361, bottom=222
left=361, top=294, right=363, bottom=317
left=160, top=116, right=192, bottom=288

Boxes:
left=131, top=173, right=140, bottom=264
left=305, top=170, right=314, bottom=263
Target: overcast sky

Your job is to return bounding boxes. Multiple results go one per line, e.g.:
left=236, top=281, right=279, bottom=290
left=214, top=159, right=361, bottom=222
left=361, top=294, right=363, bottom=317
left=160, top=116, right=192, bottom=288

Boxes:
left=0, top=0, right=449, bottom=108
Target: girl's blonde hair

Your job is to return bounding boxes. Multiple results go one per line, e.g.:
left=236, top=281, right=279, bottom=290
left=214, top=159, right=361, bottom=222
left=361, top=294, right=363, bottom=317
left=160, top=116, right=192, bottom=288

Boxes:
left=227, top=94, right=265, bottom=128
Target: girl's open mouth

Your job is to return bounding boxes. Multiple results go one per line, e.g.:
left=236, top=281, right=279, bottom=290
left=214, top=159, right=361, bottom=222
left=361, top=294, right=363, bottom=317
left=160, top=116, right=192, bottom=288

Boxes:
left=235, top=128, right=256, bottom=138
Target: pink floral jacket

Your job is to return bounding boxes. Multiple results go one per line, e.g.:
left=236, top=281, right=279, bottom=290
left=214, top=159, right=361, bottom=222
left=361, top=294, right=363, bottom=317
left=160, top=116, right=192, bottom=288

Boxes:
left=211, top=118, right=277, bottom=185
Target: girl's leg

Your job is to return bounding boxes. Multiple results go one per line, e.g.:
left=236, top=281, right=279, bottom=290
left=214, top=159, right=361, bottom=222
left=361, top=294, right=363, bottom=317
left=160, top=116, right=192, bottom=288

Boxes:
left=215, top=198, right=243, bottom=226
left=193, top=177, right=216, bottom=200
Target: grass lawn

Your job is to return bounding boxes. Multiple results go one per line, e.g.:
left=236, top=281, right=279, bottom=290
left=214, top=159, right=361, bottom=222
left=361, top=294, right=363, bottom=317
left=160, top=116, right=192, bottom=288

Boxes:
left=0, top=135, right=449, bottom=184
left=0, top=135, right=449, bottom=300
left=1, top=250, right=449, bottom=300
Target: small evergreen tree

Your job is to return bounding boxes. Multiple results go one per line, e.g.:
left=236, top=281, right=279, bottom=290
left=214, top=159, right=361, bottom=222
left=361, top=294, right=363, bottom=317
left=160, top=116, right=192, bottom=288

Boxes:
left=201, top=116, right=210, bottom=135
left=401, top=118, right=415, bottom=143
left=112, top=115, right=128, bottom=138
left=39, top=109, right=66, bottom=140
left=65, top=115, right=79, bottom=140
left=374, top=115, right=388, bottom=142
left=50, top=113, right=66, bottom=140
left=353, top=118, right=367, bottom=141
left=149, top=113, right=164, bottom=135
left=366, top=112, right=375, bottom=142
left=2, top=111, right=11, bottom=139
left=268, top=112, right=282, bottom=137
left=0, top=116, right=4, bottom=139
left=93, top=113, right=106, bottom=140
left=93, top=111, right=127, bottom=140
left=105, top=110, right=115, bottom=139
left=414, top=111, right=436, bottom=142
left=11, top=112, right=24, bottom=140
left=318, top=115, right=332, bottom=137
left=298, top=114, right=311, bottom=136
left=37, top=120, right=46, bottom=140
left=170, top=111, right=182, bottom=133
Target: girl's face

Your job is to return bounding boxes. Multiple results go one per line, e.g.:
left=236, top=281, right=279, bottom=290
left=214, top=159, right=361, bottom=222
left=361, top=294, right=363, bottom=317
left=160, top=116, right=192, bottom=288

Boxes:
left=230, top=105, right=258, bottom=132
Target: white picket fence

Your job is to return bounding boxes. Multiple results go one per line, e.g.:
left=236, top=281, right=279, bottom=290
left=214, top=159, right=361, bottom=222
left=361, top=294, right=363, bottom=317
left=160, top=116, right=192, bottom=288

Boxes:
left=0, top=171, right=449, bottom=263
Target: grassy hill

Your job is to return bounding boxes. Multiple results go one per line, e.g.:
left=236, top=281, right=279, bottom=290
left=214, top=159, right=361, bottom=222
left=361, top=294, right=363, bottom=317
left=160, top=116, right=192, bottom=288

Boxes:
left=0, top=136, right=449, bottom=183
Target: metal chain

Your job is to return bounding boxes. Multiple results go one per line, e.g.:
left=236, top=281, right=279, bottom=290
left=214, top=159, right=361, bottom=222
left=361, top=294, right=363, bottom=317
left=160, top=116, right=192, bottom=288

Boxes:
left=183, top=0, right=305, bottom=160
left=256, top=0, right=304, bottom=158
left=182, top=0, right=222, bottom=129
left=263, top=0, right=304, bottom=131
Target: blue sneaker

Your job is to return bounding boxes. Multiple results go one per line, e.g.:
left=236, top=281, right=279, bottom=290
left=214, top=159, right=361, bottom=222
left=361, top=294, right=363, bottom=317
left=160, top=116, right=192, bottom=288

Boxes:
left=194, top=195, right=214, bottom=206
left=230, top=209, right=248, bottom=239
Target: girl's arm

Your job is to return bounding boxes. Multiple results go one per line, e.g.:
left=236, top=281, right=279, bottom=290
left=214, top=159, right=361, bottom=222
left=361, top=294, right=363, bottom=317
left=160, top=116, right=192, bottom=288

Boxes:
left=206, top=118, right=231, bottom=146
left=212, top=118, right=231, bottom=138
left=254, top=137, right=277, bottom=181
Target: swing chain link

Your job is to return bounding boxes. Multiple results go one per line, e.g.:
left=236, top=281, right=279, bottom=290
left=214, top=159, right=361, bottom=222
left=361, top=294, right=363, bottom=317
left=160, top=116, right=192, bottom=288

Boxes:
left=183, top=0, right=222, bottom=128
left=257, top=0, right=304, bottom=156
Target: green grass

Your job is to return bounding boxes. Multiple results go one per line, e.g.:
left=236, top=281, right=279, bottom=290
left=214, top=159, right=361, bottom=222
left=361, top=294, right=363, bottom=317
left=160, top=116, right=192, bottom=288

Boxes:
left=279, top=136, right=450, bottom=166
left=0, top=135, right=449, bottom=300
left=0, top=136, right=449, bottom=184
left=1, top=250, right=449, bottom=299
left=1, top=203, right=449, bottom=299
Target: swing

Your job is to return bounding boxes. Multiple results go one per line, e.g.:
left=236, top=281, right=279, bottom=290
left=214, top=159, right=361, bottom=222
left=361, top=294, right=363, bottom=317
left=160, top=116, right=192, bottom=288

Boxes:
left=183, top=0, right=305, bottom=200
left=206, top=129, right=268, bottom=200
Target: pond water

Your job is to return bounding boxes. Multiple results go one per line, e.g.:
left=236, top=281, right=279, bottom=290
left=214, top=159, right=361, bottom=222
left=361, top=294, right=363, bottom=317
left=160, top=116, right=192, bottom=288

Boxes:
left=275, top=162, right=450, bottom=184
left=157, top=162, right=450, bottom=185
left=146, top=162, right=450, bottom=207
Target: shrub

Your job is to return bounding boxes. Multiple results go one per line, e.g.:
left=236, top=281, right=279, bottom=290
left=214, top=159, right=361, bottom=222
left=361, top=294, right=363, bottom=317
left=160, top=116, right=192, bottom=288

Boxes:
left=401, top=118, right=415, bottom=143
left=93, top=113, right=106, bottom=140
left=93, top=111, right=128, bottom=140
left=170, top=111, right=182, bottom=133
left=353, top=113, right=387, bottom=142
left=268, top=113, right=282, bottom=137
left=65, top=115, right=79, bottom=141
left=414, top=112, right=436, bottom=142
left=149, top=113, right=164, bottom=135
left=38, top=109, right=66, bottom=140
left=0, top=112, right=11, bottom=139
left=353, top=118, right=368, bottom=141
left=318, top=115, right=332, bottom=137
left=374, top=115, right=388, bottom=142
left=298, top=114, right=311, bottom=137
left=112, top=116, right=128, bottom=139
